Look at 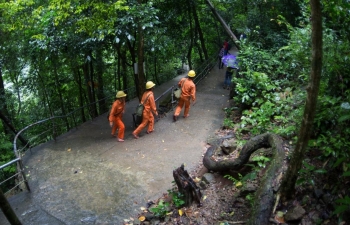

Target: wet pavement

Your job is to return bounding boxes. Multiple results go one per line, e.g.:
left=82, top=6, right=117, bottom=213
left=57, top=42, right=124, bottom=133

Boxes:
left=0, top=60, right=234, bottom=225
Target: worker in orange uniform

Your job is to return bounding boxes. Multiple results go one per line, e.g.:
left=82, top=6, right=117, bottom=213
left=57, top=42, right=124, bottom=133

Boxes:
left=109, top=90, right=127, bottom=142
left=173, top=70, right=196, bottom=122
left=132, top=81, right=159, bottom=139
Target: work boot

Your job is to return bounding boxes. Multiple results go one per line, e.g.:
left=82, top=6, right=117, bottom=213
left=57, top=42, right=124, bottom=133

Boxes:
left=173, top=115, right=177, bottom=122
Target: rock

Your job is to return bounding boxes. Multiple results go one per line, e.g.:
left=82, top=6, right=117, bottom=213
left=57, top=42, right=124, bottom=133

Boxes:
left=285, top=205, right=306, bottom=221
left=308, top=210, right=321, bottom=223
left=314, top=189, right=323, bottom=199
left=221, top=139, right=237, bottom=154
left=199, top=180, right=208, bottom=189
left=321, top=192, right=333, bottom=206
left=207, top=137, right=221, bottom=146
left=202, top=173, right=216, bottom=184
left=144, top=212, right=154, bottom=221
left=150, top=218, right=161, bottom=224
left=240, top=182, right=257, bottom=195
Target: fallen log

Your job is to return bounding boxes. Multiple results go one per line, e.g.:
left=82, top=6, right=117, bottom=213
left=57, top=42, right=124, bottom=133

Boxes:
left=203, top=133, right=285, bottom=225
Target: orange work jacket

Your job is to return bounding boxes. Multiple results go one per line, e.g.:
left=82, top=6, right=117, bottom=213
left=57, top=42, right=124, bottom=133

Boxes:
left=141, top=91, right=157, bottom=114
left=179, top=78, right=196, bottom=101
left=109, top=99, right=125, bottom=121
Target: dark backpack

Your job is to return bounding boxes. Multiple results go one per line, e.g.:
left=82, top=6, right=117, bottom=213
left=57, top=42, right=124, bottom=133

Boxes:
left=227, top=43, right=232, bottom=50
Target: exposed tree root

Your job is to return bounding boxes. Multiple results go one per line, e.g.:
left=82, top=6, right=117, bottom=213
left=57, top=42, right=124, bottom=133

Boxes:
left=203, top=133, right=285, bottom=225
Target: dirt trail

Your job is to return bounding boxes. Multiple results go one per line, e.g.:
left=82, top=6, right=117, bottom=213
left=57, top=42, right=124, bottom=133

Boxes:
left=1, top=62, right=233, bottom=225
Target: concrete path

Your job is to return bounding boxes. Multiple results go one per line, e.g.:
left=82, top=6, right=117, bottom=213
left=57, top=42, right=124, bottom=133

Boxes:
left=0, top=61, right=233, bottom=225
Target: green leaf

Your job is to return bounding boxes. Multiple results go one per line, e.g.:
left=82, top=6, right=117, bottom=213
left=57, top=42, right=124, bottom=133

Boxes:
left=314, top=169, right=327, bottom=173
left=303, top=161, right=315, bottom=170
left=342, top=171, right=350, bottom=177
left=338, top=114, right=350, bottom=122
left=333, top=157, right=346, bottom=168
left=333, top=205, right=349, bottom=215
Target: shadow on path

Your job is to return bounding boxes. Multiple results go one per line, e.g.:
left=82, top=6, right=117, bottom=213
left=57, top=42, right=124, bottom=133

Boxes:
left=1, top=60, right=235, bottom=225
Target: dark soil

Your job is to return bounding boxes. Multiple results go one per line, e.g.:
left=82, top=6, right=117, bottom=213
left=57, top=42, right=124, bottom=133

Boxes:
left=130, top=127, right=349, bottom=225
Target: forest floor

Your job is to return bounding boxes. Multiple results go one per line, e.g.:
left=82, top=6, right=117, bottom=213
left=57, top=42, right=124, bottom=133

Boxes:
left=131, top=113, right=348, bottom=225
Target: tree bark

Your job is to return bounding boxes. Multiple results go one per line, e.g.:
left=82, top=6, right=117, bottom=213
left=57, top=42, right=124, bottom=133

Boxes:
left=0, top=111, right=29, bottom=147
left=187, top=1, right=194, bottom=69
left=279, top=0, right=323, bottom=200
left=204, top=0, right=240, bottom=49
left=173, top=164, right=202, bottom=207
left=0, top=65, right=12, bottom=135
left=134, top=0, right=147, bottom=101
left=96, top=47, right=107, bottom=113
left=0, top=188, right=22, bottom=225
left=191, top=1, right=208, bottom=60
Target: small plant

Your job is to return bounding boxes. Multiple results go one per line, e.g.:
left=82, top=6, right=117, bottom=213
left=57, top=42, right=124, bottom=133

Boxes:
left=223, top=106, right=239, bottom=117
left=224, top=173, right=243, bottom=188
left=334, top=195, right=350, bottom=219
left=245, top=193, right=254, bottom=206
left=223, top=118, right=235, bottom=129
left=168, top=189, right=185, bottom=208
left=296, top=161, right=327, bottom=186
left=251, top=155, right=271, bottom=168
left=149, top=199, right=170, bottom=217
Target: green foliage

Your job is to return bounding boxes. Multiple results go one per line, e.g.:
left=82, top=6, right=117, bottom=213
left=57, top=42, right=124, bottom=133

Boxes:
left=334, top=195, right=350, bottom=219
left=224, top=172, right=257, bottom=188
left=0, top=133, right=16, bottom=191
left=223, top=118, right=235, bottom=129
left=224, top=173, right=242, bottom=183
left=251, top=155, right=270, bottom=168
left=296, top=161, right=327, bottom=187
left=245, top=193, right=254, bottom=207
left=168, top=189, right=185, bottom=208
left=149, top=199, right=170, bottom=218
left=0, top=133, right=15, bottom=173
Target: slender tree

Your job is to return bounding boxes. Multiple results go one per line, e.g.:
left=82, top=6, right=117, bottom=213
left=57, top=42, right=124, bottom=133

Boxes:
left=279, top=0, right=323, bottom=200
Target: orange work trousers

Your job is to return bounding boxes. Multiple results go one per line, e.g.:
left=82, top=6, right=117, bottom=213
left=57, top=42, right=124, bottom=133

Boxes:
left=111, top=115, right=125, bottom=139
left=174, top=96, right=191, bottom=117
left=133, top=110, right=155, bottom=135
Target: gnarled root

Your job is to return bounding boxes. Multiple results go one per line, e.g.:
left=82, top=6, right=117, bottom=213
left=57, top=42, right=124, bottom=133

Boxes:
left=203, top=133, right=285, bottom=225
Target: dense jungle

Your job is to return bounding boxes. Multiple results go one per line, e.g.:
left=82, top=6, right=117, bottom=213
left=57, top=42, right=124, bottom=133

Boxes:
left=1, top=0, right=350, bottom=224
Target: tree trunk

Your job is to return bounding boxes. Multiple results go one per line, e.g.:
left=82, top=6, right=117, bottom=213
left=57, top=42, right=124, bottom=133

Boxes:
left=173, top=164, right=202, bottom=207
left=187, top=1, right=194, bottom=69
left=0, top=68, right=29, bottom=146
left=279, top=0, right=323, bottom=200
left=0, top=188, right=22, bottom=225
left=52, top=54, right=70, bottom=129
left=132, top=0, right=147, bottom=101
left=72, top=65, right=86, bottom=123
left=82, top=54, right=96, bottom=119
left=0, top=65, right=12, bottom=135
left=191, top=1, right=208, bottom=60
left=88, top=52, right=98, bottom=118
left=0, top=111, right=29, bottom=147
left=204, top=0, right=240, bottom=49
left=96, top=48, right=107, bottom=114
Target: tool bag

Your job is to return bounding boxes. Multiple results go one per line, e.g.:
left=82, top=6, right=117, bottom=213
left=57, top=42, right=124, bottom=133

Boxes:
left=135, top=93, right=151, bottom=117
left=173, top=79, right=186, bottom=99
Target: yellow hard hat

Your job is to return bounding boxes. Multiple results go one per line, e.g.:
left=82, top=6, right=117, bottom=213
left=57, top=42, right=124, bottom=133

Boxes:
left=116, top=91, right=127, bottom=98
left=188, top=70, right=196, bottom=77
left=145, top=81, right=156, bottom=89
